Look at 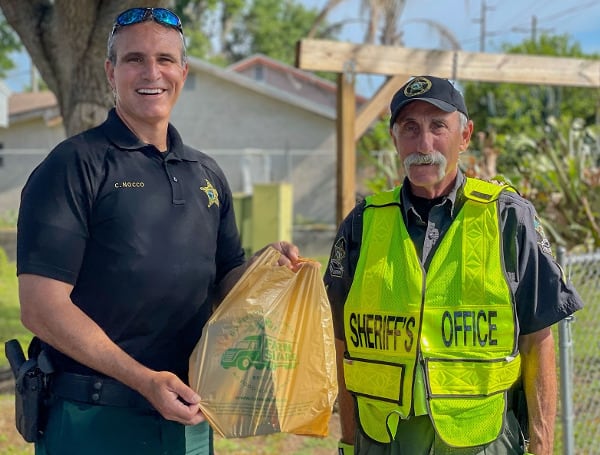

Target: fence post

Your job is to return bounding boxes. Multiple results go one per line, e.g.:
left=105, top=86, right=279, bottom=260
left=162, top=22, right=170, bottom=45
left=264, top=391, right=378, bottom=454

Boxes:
left=557, top=246, right=575, bottom=455
left=250, top=183, right=293, bottom=253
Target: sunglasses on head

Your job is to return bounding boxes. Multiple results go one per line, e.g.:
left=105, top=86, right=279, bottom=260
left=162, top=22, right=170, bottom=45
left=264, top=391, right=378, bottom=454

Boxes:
left=111, top=7, right=183, bottom=36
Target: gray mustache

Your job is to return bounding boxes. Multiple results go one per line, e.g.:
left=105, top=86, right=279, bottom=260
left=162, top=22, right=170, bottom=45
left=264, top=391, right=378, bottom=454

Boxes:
left=404, top=152, right=446, bottom=167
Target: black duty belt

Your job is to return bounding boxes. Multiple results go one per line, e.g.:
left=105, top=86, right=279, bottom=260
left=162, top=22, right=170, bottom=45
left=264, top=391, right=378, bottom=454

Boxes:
left=51, top=372, right=155, bottom=411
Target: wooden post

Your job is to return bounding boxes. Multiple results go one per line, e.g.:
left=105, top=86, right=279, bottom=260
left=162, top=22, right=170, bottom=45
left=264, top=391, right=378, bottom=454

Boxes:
left=355, top=74, right=411, bottom=140
left=336, top=68, right=356, bottom=225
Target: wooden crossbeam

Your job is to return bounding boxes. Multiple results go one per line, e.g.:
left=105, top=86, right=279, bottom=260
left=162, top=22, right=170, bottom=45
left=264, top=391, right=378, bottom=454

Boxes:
left=295, top=38, right=600, bottom=223
left=297, top=39, right=600, bottom=87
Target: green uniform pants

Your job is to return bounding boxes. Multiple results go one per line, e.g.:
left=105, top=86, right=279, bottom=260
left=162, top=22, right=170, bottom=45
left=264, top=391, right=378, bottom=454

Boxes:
left=35, top=398, right=213, bottom=455
left=355, top=411, right=525, bottom=455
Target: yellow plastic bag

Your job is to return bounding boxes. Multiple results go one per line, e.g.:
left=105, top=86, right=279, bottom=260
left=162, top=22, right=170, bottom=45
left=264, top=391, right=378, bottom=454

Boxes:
left=189, top=247, right=338, bottom=438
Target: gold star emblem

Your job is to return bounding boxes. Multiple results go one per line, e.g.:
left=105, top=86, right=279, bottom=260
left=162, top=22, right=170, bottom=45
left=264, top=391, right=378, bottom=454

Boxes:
left=200, top=179, right=219, bottom=208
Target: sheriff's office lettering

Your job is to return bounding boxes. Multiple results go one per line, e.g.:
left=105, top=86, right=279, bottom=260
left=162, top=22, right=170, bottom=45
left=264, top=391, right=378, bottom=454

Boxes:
left=348, top=313, right=415, bottom=352
left=441, top=310, right=498, bottom=347
left=347, top=309, right=500, bottom=351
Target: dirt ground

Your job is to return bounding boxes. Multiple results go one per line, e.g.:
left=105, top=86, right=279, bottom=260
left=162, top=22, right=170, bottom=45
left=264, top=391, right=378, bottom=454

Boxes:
left=0, top=394, right=341, bottom=454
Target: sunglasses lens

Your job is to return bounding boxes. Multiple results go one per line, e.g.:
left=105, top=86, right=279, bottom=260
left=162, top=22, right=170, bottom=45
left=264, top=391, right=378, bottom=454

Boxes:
left=115, top=8, right=146, bottom=26
left=152, top=8, right=181, bottom=28
left=113, top=8, right=182, bottom=32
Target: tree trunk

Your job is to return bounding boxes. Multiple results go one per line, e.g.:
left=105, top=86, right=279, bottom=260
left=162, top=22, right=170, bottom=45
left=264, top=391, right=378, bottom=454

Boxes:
left=0, top=0, right=171, bottom=136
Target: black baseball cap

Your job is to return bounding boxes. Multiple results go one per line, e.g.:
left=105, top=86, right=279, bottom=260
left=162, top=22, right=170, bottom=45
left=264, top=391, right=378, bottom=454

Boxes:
left=389, top=75, right=468, bottom=128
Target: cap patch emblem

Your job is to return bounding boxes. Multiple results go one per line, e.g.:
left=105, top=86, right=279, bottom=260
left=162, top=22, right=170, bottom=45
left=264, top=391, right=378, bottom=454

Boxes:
left=200, top=179, right=220, bottom=208
left=404, top=77, right=432, bottom=98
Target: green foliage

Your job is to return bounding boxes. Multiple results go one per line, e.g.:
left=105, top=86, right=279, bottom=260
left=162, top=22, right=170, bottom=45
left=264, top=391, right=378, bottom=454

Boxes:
left=0, top=209, right=17, bottom=228
left=507, top=116, right=600, bottom=250
left=0, top=12, right=20, bottom=77
left=173, top=0, right=245, bottom=62
left=0, top=247, right=31, bottom=369
left=172, top=0, right=336, bottom=67
left=458, top=33, right=600, bottom=251
left=228, top=0, right=326, bottom=65
left=357, top=119, right=399, bottom=194
left=463, top=34, right=599, bottom=174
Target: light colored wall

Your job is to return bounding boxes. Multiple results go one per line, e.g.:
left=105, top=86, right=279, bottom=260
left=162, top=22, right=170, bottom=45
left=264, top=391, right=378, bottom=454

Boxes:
left=0, top=68, right=339, bottom=224
left=173, top=72, right=335, bottom=151
left=173, top=72, right=338, bottom=224
left=0, top=117, right=65, bottom=215
left=0, top=116, right=64, bottom=149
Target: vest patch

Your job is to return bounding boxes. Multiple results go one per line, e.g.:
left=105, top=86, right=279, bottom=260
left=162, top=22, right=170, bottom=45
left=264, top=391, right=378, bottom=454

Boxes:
left=534, top=216, right=553, bottom=255
left=328, top=237, right=346, bottom=278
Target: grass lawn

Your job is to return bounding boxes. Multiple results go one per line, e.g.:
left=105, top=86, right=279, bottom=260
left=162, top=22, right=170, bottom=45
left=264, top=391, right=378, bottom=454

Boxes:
left=0, top=248, right=33, bottom=370
left=0, top=394, right=340, bottom=455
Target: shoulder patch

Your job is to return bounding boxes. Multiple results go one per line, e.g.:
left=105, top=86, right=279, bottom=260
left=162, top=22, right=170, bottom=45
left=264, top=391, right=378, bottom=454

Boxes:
left=534, top=216, right=553, bottom=256
left=328, top=237, right=346, bottom=278
left=485, top=174, right=512, bottom=186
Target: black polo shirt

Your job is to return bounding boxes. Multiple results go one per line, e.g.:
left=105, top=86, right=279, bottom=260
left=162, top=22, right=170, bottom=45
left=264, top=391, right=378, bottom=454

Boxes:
left=17, top=109, right=245, bottom=380
left=324, top=171, right=583, bottom=340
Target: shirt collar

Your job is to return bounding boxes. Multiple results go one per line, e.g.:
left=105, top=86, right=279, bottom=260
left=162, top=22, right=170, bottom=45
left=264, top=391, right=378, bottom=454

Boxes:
left=400, top=169, right=466, bottom=220
left=101, top=108, right=198, bottom=162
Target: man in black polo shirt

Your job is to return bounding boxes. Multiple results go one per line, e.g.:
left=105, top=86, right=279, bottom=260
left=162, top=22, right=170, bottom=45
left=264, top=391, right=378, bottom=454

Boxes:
left=16, top=7, right=298, bottom=455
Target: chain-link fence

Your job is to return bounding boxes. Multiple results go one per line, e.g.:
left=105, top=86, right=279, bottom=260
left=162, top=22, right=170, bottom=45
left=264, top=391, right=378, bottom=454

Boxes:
left=0, top=147, right=339, bottom=226
left=557, top=249, right=600, bottom=455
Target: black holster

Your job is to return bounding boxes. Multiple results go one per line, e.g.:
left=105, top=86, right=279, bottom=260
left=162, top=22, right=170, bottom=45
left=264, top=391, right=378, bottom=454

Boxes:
left=5, top=337, right=53, bottom=443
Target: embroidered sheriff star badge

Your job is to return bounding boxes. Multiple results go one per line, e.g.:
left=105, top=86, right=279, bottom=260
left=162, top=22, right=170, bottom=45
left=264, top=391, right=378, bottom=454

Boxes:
left=200, top=179, right=220, bottom=208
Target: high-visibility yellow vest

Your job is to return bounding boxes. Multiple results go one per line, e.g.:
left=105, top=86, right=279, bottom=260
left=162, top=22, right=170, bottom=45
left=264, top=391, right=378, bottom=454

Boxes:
left=343, top=178, right=521, bottom=447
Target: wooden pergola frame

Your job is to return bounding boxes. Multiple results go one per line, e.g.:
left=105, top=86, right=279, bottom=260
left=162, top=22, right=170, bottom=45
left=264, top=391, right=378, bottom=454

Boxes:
left=296, top=38, right=600, bottom=224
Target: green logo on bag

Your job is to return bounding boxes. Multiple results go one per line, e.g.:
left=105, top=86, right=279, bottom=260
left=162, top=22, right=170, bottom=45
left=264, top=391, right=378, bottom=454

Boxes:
left=220, top=334, right=297, bottom=371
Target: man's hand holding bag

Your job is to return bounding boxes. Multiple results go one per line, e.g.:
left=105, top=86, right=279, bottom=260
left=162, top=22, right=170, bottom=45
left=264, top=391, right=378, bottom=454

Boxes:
left=189, top=247, right=338, bottom=438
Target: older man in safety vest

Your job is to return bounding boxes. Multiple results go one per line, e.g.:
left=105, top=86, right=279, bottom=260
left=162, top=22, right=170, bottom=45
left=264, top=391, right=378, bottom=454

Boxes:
left=325, top=75, right=583, bottom=455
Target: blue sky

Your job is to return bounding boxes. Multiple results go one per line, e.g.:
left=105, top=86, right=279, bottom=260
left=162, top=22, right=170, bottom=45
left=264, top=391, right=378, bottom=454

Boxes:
left=301, top=0, right=600, bottom=95
left=4, top=0, right=600, bottom=94
left=300, top=0, right=600, bottom=52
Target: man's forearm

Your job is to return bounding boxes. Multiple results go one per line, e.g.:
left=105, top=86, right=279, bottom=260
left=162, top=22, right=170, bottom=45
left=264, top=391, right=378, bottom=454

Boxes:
left=519, top=328, right=557, bottom=455
left=19, top=274, right=152, bottom=391
left=19, top=273, right=207, bottom=424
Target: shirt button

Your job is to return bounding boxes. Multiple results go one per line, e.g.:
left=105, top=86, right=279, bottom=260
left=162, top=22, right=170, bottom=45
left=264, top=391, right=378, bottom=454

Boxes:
left=173, top=176, right=178, bottom=182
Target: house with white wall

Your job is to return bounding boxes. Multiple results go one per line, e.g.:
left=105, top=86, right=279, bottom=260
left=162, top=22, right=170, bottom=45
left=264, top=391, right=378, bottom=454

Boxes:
left=0, top=55, right=366, bottom=226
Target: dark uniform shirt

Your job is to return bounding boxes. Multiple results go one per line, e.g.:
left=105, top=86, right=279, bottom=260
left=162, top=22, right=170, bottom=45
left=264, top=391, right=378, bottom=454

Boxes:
left=325, top=170, right=583, bottom=341
left=17, top=109, right=245, bottom=381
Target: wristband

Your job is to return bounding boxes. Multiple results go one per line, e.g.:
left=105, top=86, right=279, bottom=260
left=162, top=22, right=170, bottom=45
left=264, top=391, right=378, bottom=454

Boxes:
left=338, top=440, right=354, bottom=455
